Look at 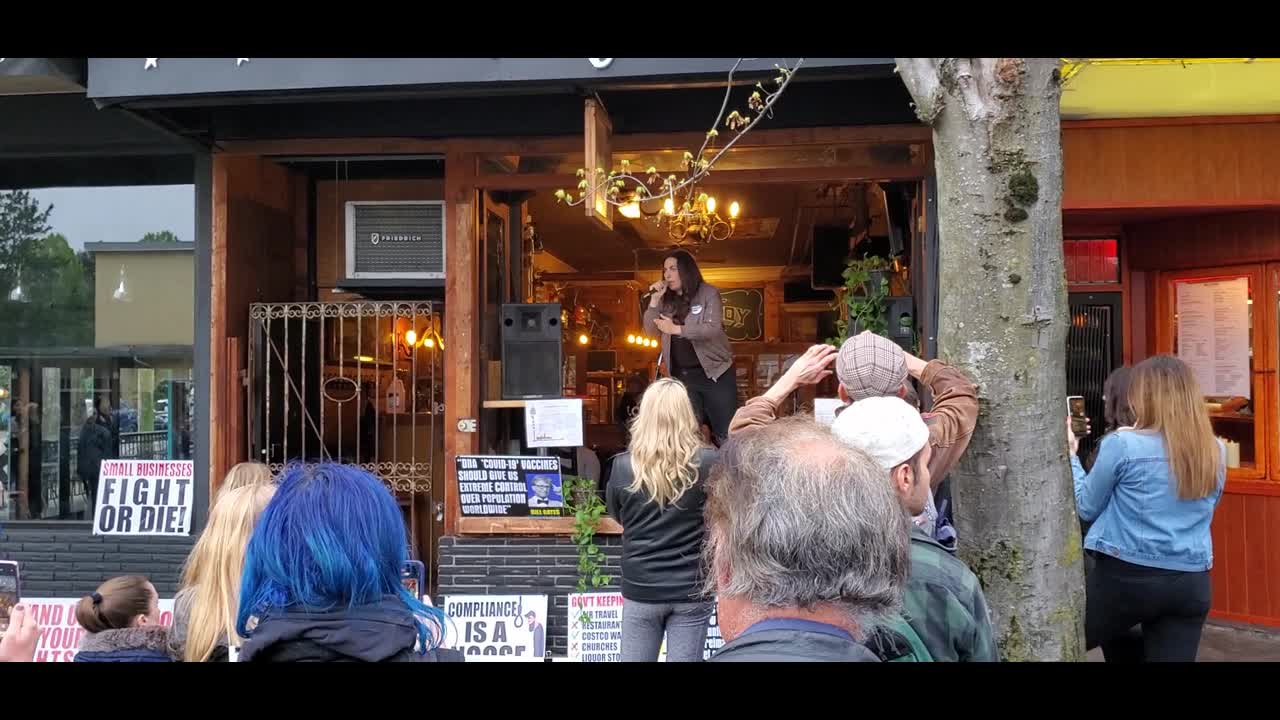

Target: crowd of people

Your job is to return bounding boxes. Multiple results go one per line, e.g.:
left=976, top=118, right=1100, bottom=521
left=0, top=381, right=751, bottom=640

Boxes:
left=0, top=325, right=1226, bottom=663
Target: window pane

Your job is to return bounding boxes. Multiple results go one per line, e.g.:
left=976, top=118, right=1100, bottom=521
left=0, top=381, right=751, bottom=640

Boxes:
left=1, top=181, right=195, bottom=521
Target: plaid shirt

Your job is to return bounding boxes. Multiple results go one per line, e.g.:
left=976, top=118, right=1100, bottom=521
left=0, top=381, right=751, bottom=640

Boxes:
left=903, top=525, right=997, bottom=662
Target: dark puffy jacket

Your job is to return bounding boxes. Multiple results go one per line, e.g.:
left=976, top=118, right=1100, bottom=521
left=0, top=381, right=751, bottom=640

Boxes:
left=605, top=447, right=718, bottom=604
left=239, top=596, right=464, bottom=663
left=76, top=626, right=173, bottom=662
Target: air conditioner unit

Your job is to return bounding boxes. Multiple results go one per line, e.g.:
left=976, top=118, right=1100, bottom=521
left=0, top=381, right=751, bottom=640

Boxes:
left=344, top=200, right=446, bottom=281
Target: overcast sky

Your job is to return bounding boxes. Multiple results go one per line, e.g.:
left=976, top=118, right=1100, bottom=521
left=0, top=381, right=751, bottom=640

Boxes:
left=28, top=185, right=195, bottom=250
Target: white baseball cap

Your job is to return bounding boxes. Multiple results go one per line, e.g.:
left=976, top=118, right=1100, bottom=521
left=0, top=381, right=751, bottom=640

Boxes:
left=831, top=396, right=929, bottom=470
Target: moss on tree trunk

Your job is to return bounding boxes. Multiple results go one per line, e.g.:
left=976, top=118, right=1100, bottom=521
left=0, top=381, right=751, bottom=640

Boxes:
left=895, top=58, right=1086, bottom=661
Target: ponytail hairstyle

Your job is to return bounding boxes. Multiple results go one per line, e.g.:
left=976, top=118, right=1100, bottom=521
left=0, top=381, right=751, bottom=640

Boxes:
left=76, top=575, right=157, bottom=633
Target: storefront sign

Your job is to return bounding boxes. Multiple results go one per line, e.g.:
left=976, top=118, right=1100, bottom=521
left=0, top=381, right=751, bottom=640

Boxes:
left=442, top=594, right=548, bottom=661
left=92, top=460, right=194, bottom=536
left=567, top=592, right=625, bottom=662
left=565, top=591, right=724, bottom=661
left=455, top=455, right=565, bottom=518
left=584, top=98, right=613, bottom=231
left=27, top=597, right=175, bottom=662
left=525, top=398, right=583, bottom=448
left=720, top=288, right=764, bottom=341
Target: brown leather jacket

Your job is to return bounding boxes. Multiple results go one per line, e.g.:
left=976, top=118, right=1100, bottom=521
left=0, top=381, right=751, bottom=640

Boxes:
left=728, top=359, right=978, bottom=490
left=643, top=282, right=734, bottom=381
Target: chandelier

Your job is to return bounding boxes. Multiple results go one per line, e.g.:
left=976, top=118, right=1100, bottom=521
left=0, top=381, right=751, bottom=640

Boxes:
left=619, top=191, right=741, bottom=244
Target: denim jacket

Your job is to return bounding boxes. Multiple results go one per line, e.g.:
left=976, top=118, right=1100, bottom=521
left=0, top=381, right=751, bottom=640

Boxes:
left=1070, top=429, right=1225, bottom=572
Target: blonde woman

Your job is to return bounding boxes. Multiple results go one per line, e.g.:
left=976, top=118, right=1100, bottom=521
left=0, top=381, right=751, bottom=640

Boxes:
left=168, top=482, right=276, bottom=661
left=217, top=461, right=274, bottom=499
left=605, top=377, right=718, bottom=662
left=1070, top=354, right=1226, bottom=662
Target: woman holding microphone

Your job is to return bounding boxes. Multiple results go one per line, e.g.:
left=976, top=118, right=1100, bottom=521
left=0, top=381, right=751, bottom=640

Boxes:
left=643, top=250, right=737, bottom=445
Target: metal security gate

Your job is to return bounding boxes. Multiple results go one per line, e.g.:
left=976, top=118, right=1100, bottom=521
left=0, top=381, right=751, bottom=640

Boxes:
left=1066, top=292, right=1123, bottom=461
left=247, top=301, right=442, bottom=494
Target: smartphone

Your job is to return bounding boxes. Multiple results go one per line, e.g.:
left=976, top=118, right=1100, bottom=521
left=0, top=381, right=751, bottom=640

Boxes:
left=0, top=561, right=20, bottom=636
left=1068, top=396, right=1088, bottom=436
left=401, top=560, right=426, bottom=602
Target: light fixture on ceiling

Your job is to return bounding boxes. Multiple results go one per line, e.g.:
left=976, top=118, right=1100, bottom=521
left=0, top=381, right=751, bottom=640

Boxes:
left=618, top=201, right=642, bottom=219
left=664, top=192, right=740, bottom=244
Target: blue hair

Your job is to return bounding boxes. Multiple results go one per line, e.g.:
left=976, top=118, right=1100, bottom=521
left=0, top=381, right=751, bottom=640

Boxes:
left=235, top=462, right=446, bottom=652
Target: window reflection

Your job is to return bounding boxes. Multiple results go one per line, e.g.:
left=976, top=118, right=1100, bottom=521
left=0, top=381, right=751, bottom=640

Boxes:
left=0, top=183, right=195, bottom=520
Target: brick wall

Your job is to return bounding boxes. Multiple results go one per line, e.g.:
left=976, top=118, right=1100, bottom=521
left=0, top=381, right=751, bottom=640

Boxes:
left=0, top=523, right=194, bottom=598
left=436, top=535, right=622, bottom=658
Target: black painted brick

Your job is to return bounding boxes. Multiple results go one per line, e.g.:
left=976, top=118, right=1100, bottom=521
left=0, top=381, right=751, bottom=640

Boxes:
left=0, top=524, right=194, bottom=597
left=436, top=535, right=623, bottom=657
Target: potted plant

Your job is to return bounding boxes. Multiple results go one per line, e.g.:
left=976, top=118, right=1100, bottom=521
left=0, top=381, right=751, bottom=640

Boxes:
left=561, top=475, right=612, bottom=624
left=827, top=254, right=891, bottom=345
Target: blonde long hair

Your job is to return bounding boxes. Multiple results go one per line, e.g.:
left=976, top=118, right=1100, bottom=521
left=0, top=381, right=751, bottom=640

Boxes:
left=627, top=378, right=706, bottom=508
left=178, top=483, right=275, bottom=661
left=217, top=461, right=273, bottom=500
left=1128, top=355, right=1221, bottom=500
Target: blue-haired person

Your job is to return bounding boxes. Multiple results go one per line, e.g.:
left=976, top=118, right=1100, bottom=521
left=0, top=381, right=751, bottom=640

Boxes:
left=236, top=463, right=463, bottom=662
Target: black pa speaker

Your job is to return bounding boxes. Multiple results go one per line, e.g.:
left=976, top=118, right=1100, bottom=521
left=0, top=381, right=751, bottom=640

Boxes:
left=501, top=303, right=563, bottom=400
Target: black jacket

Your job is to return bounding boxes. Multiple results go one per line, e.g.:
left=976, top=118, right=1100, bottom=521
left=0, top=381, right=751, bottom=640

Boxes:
left=239, top=596, right=464, bottom=663
left=605, top=447, right=717, bottom=604
left=76, top=415, right=114, bottom=483
left=710, top=629, right=881, bottom=662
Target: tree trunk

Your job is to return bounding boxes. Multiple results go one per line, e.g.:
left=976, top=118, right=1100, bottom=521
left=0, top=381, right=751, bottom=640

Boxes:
left=895, top=58, right=1085, bottom=661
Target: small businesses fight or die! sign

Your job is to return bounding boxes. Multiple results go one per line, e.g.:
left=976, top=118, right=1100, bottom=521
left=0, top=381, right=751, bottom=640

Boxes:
left=92, top=460, right=195, bottom=536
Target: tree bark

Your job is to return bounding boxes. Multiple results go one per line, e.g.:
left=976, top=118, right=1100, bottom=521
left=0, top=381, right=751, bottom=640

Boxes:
left=895, top=58, right=1086, bottom=661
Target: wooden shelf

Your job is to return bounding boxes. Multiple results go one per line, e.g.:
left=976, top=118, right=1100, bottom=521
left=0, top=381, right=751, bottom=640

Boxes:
left=482, top=396, right=589, bottom=409
left=1210, top=412, right=1255, bottom=421
left=483, top=399, right=528, bottom=409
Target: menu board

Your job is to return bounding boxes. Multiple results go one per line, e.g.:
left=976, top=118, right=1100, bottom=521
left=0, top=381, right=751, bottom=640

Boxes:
left=1175, top=277, right=1251, bottom=398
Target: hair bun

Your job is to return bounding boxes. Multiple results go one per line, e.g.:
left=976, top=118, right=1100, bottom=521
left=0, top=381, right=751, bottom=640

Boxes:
left=91, top=592, right=103, bottom=605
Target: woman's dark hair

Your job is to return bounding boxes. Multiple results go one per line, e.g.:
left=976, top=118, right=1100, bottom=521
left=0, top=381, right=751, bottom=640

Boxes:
left=1102, top=366, right=1135, bottom=430
left=1084, top=366, right=1137, bottom=471
left=659, top=250, right=705, bottom=323
left=76, top=575, right=155, bottom=633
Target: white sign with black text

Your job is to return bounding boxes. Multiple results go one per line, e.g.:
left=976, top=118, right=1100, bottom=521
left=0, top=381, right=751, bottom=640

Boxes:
left=92, top=460, right=195, bottom=536
left=524, top=398, right=584, bottom=448
left=442, top=594, right=548, bottom=661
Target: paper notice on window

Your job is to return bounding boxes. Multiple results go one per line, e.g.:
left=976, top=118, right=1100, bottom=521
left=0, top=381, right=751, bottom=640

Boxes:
left=814, top=398, right=843, bottom=427
left=525, top=398, right=584, bottom=448
left=1176, top=277, right=1251, bottom=398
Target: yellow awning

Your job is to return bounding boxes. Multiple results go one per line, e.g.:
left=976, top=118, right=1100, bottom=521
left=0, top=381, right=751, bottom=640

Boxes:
left=1060, top=58, right=1280, bottom=119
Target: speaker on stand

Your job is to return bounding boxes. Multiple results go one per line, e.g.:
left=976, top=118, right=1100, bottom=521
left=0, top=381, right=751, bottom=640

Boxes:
left=501, top=303, right=563, bottom=400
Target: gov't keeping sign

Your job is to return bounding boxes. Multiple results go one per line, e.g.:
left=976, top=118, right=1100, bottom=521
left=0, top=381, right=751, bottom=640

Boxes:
left=568, top=592, right=625, bottom=662
left=455, top=455, right=566, bottom=518
left=92, top=460, right=195, bottom=536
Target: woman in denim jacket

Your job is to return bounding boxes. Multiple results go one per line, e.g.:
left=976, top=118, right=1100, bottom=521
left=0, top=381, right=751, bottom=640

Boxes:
left=1069, top=355, right=1225, bottom=662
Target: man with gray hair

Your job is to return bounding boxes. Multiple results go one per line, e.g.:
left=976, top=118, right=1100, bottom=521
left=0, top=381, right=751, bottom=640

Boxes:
left=704, top=416, right=910, bottom=662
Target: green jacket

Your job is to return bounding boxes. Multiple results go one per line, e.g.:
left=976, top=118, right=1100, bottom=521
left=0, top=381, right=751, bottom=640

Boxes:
left=903, top=525, right=997, bottom=662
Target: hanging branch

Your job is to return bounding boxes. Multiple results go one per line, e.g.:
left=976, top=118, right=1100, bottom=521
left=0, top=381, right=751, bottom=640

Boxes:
left=555, top=58, right=804, bottom=215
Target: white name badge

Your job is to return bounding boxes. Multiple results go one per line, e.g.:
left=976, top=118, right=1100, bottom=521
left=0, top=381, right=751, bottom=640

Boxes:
left=691, top=304, right=703, bottom=315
